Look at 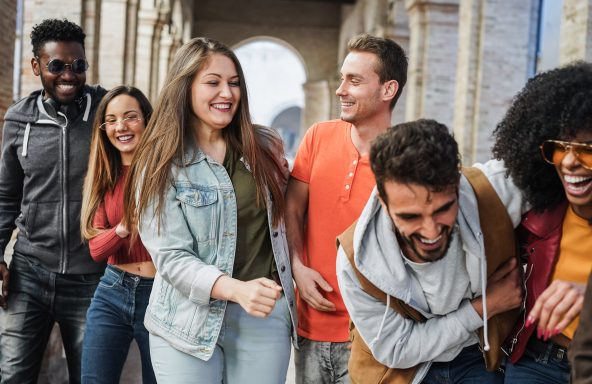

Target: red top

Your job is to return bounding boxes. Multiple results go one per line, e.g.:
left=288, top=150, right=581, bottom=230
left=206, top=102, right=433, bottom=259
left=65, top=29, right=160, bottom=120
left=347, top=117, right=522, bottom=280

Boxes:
left=88, top=166, right=151, bottom=265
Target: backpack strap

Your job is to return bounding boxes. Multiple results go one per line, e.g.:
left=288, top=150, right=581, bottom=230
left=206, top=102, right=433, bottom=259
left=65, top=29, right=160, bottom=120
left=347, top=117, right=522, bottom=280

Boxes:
left=337, top=221, right=426, bottom=323
left=461, top=167, right=517, bottom=278
left=462, top=166, right=520, bottom=371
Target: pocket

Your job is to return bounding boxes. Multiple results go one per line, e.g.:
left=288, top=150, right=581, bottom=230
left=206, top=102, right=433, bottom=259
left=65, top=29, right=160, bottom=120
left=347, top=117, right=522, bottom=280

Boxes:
left=174, top=182, right=218, bottom=243
left=25, top=202, right=60, bottom=249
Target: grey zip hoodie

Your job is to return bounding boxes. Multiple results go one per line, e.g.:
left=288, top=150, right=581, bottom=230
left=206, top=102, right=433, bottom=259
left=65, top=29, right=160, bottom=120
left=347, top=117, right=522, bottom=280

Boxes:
left=336, top=160, right=527, bottom=383
left=0, top=85, right=107, bottom=274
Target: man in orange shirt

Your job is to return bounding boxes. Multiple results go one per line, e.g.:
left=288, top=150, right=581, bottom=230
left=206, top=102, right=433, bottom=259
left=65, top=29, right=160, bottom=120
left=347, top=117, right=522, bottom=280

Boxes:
left=285, top=34, right=408, bottom=383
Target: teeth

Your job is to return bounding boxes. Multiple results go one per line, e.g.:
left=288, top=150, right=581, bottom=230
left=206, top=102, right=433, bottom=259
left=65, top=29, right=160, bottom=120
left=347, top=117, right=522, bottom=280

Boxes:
left=118, top=135, right=133, bottom=141
left=58, top=84, right=75, bottom=89
left=419, top=234, right=442, bottom=245
left=564, top=175, right=592, bottom=184
left=212, top=103, right=231, bottom=110
left=341, top=101, right=354, bottom=107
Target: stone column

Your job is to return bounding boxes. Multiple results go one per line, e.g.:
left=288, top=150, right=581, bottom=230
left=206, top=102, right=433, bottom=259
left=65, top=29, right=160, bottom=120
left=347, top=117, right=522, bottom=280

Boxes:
left=0, top=0, right=17, bottom=125
left=453, top=0, right=535, bottom=164
left=560, top=0, right=592, bottom=64
left=98, top=0, right=128, bottom=88
left=81, top=0, right=101, bottom=85
left=134, top=5, right=158, bottom=97
left=157, top=30, right=174, bottom=95
left=405, top=0, right=459, bottom=128
left=387, top=0, right=410, bottom=125
left=302, top=80, right=331, bottom=137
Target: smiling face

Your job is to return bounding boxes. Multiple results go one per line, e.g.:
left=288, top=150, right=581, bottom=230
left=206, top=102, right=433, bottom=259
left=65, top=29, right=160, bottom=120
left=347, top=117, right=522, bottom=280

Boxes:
left=190, top=53, right=240, bottom=135
left=336, top=51, right=387, bottom=126
left=554, top=131, right=592, bottom=219
left=103, top=94, right=146, bottom=165
left=31, top=41, right=86, bottom=104
left=380, top=180, right=459, bottom=263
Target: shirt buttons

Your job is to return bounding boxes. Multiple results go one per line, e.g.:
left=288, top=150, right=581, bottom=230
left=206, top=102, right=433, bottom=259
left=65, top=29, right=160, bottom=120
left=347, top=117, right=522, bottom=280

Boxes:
left=348, top=172, right=353, bottom=177
left=353, top=160, right=358, bottom=165
left=345, top=184, right=350, bottom=190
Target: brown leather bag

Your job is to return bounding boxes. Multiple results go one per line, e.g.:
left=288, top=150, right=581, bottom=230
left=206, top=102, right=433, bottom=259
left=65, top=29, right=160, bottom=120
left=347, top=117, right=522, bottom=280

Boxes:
left=337, top=167, right=521, bottom=384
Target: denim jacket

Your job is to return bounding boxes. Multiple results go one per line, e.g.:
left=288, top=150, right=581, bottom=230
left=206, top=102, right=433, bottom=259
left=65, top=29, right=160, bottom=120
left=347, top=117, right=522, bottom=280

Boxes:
left=139, top=134, right=297, bottom=361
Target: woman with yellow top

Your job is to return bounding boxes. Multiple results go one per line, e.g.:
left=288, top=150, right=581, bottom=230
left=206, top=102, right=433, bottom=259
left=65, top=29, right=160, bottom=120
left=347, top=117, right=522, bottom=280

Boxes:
left=492, top=61, right=592, bottom=383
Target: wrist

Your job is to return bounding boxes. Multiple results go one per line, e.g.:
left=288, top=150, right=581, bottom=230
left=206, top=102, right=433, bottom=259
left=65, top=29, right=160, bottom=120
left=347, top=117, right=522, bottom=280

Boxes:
left=471, top=297, right=485, bottom=319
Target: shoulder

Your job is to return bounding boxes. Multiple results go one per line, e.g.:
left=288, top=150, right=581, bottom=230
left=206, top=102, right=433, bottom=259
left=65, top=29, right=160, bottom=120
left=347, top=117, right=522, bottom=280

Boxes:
left=4, top=90, right=42, bottom=123
left=308, top=119, right=349, bottom=138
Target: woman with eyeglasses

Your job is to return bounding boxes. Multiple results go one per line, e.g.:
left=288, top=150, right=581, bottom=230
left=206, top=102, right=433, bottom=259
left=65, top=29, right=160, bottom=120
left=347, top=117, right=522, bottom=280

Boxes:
left=492, top=61, right=592, bottom=384
left=80, top=86, right=157, bottom=383
left=122, top=37, right=296, bottom=383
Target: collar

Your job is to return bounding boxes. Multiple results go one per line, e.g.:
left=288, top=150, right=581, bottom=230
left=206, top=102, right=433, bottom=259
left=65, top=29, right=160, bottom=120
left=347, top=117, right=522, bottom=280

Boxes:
left=521, top=200, right=569, bottom=238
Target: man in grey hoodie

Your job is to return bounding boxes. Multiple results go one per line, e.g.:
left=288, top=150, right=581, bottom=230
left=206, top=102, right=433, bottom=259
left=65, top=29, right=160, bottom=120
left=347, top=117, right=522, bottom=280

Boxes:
left=0, top=19, right=107, bottom=383
left=336, top=120, right=525, bottom=383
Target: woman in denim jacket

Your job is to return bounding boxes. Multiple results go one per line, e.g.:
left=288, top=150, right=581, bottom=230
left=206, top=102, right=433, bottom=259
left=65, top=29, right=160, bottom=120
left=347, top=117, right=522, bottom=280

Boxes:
left=123, top=37, right=297, bottom=383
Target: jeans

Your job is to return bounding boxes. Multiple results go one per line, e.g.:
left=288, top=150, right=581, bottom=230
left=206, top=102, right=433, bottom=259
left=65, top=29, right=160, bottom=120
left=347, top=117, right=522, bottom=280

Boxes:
left=81, top=265, right=156, bottom=384
left=504, top=338, right=570, bottom=384
left=150, top=295, right=292, bottom=384
left=0, top=254, right=101, bottom=384
left=421, top=343, right=503, bottom=384
left=294, top=336, right=351, bottom=384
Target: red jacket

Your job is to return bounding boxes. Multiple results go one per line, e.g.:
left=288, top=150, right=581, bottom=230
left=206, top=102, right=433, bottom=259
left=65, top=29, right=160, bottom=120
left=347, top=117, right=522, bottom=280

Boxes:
left=507, top=200, right=569, bottom=363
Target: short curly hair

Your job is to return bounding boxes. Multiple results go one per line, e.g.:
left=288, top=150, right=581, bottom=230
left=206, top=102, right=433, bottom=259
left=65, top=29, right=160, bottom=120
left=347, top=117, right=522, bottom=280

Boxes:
left=30, top=19, right=86, bottom=57
left=371, top=119, right=461, bottom=202
left=492, top=61, right=592, bottom=211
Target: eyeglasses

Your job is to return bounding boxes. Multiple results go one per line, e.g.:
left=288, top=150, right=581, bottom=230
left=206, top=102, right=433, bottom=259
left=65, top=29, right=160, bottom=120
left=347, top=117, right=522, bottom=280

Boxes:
left=36, top=57, right=88, bottom=75
left=99, top=114, right=143, bottom=130
left=540, top=140, right=592, bottom=170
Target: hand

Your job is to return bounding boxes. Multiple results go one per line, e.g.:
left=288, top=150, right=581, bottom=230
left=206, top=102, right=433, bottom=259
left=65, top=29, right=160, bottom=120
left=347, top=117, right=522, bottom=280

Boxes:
left=233, top=278, right=283, bottom=318
left=526, top=280, right=585, bottom=340
left=472, top=257, right=522, bottom=319
left=0, top=262, right=10, bottom=309
left=115, top=223, right=130, bottom=238
left=292, top=262, right=336, bottom=312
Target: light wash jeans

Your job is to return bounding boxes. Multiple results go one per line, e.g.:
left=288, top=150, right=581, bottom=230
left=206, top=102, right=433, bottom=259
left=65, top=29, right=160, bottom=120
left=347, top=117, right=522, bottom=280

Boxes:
left=150, top=295, right=292, bottom=384
left=294, top=336, right=351, bottom=384
left=81, top=265, right=156, bottom=384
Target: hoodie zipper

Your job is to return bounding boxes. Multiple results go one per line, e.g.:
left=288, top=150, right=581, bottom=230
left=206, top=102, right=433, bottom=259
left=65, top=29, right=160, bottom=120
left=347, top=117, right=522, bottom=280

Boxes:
left=59, top=111, right=69, bottom=273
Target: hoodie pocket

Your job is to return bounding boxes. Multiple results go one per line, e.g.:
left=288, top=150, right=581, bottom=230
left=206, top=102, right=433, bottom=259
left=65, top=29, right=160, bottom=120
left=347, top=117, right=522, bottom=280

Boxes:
left=26, top=202, right=60, bottom=249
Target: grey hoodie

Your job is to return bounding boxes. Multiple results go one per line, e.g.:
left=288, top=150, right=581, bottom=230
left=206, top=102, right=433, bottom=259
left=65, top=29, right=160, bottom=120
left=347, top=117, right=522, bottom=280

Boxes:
left=0, top=85, right=107, bottom=274
left=336, top=160, right=526, bottom=383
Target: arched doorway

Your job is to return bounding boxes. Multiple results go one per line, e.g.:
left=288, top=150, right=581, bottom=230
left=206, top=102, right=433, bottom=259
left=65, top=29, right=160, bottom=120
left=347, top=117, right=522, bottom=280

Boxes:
left=233, top=37, right=307, bottom=157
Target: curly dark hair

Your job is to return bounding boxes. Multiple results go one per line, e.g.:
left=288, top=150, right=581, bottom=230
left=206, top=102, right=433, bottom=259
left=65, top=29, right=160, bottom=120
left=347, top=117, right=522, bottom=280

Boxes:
left=371, top=119, right=461, bottom=202
left=30, top=19, right=86, bottom=57
left=492, top=61, right=592, bottom=211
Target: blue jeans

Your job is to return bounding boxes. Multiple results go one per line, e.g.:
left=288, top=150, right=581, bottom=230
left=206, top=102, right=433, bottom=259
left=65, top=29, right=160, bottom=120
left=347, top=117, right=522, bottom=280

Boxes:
left=504, top=338, right=570, bottom=384
left=421, top=343, right=504, bottom=384
left=294, top=336, right=351, bottom=384
left=81, top=265, right=156, bottom=384
left=150, top=295, right=292, bottom=384
left=0, top=254, right=101, bottom=384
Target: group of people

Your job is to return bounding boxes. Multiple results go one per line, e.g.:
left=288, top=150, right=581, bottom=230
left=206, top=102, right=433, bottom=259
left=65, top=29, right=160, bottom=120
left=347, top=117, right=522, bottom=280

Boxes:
left=1, top=16, right=592, bottom=384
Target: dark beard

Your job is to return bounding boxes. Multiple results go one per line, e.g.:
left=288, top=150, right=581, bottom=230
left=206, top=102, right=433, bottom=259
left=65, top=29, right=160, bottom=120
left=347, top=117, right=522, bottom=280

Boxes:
left=393, top=223, right=455, bottom=263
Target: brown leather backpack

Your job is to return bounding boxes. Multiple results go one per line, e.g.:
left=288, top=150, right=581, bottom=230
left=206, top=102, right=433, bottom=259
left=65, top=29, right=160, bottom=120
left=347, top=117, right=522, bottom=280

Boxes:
left=337, top=167, right=521, bottom=384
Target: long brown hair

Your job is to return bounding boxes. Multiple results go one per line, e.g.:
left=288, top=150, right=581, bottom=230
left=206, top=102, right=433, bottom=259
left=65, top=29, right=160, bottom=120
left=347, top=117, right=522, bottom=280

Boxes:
left=80, top=85, right=153, bottom=240
left=123, top=37, right=286, bottom=233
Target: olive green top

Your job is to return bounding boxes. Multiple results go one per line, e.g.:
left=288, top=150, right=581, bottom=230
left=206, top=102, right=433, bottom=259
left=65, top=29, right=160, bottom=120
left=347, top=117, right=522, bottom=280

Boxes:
left=224, top=145, right=276, bottom=281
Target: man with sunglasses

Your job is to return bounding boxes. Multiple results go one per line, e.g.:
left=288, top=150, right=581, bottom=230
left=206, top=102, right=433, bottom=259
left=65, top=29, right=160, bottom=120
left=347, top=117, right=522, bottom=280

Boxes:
left=0, top=19, right=106, bottom=383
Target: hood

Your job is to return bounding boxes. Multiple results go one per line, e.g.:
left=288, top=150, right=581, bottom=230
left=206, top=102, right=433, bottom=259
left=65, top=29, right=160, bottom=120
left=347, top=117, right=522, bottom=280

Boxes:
left=4, top=84, right=105, bottom=125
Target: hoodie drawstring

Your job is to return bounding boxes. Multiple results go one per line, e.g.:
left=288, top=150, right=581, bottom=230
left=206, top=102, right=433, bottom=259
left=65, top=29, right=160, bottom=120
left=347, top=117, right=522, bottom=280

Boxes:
left=82, top=93, right=91, bottom=122
left=370, top=294, right=391, bottom=349
left=21, top=123, right=31, bottom=157
left=480, top=257, right=490, bottom=351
